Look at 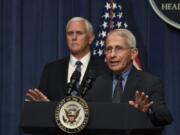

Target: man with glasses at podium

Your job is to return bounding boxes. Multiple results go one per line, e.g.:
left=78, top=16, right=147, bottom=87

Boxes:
left=90, top=28, right=173, bottom=126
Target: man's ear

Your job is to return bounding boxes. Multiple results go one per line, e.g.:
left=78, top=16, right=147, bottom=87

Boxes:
left=89, top=33, right=95, bottom=45
left=104, top=58, right=107, bottom=63
left=131, top=48, right=138, bottom=60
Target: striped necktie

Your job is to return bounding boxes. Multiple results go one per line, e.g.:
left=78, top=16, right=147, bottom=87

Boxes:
left=75, top=61, right=82, bottom=72
left=71, top=61, right=82, bottom=96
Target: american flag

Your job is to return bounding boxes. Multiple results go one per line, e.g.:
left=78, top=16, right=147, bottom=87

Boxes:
left=93, top=0, right=142, bottom=70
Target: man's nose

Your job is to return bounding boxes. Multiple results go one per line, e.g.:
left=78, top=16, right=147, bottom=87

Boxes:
left=110, top=49, right=116, bottom=57
left=72, top=33, right=77, bottom=40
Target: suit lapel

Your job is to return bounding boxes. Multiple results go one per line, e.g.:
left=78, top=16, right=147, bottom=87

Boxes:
left=122, top=68, right=140, bottom=102
left=103, top=73, right=114, bottom=102
left=90, top=72, right=113, bottom=102
left=80, top=55, right=95, bottom=87
left=58, top=57, right=69, bottom=96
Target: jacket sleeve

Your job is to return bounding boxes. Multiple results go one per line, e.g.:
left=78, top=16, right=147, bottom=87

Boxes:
left=148, top=78, right=173, bottom=126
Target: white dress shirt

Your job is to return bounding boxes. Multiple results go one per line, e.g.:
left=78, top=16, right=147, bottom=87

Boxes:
left=67, top=52, right=91, bottom=84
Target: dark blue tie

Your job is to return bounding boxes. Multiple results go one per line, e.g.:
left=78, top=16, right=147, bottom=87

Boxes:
left=75, top=61, right=82, bottom=88
left=71, top=61, right=82, bottom=96
left=113, top=74, right=123, bottom=103
left=75, top=61, right=82, bottom=72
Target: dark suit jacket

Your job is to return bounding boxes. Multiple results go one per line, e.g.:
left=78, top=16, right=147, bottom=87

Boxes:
left=38, top=55, right=108, bottom=101
left=89, top=67, right=173, bottom=126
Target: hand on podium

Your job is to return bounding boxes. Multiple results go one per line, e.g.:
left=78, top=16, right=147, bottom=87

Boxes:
left=129, top=91, right=154, bottom=113
left=25, top=88, right=50, bottom=102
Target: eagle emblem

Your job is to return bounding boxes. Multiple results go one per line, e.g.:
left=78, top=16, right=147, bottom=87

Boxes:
left=55, top=96, right=89, bottom=133
left=63, top=108, right=81, bottom=124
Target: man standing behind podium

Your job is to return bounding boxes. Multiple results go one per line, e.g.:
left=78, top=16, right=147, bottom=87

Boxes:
left=26, top=17, right=107, bottom=101
left=90, top=29, right=173, bottom=126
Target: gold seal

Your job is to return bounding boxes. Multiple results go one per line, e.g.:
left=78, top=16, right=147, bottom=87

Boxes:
left=55, top=96, right=89, bottom=133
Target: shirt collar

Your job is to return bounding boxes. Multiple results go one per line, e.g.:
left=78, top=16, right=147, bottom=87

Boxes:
left=113, top=66, right=132, bottom=81
left=69, top=52, right=91, bottom=67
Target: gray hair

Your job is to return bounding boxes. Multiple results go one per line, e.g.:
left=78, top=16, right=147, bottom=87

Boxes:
left=106, top=29, right=136, bottom=48
left=66, top=17, right=94, bottom=33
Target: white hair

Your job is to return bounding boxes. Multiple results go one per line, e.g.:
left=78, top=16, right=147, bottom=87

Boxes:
left=66, top=17, right=94, bottom=33
left=106, top=29, right=136, bottom=48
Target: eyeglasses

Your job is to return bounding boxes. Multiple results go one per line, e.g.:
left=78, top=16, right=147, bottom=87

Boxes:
left=104, top=46, right=132, bottom=54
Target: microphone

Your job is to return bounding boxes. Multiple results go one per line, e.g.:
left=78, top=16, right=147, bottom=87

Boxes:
left=81, top=70, right=96, bottom=98
left=66, top=70, right=81, bottom=96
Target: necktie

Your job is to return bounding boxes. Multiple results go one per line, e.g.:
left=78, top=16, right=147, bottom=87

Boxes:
left=71, top=61, right=82, bottom=96
left=112, top=75, right=123, bottom=103
left=75, top=61, right=82, bottom=88
left=75, top=61, right=82, bottom=72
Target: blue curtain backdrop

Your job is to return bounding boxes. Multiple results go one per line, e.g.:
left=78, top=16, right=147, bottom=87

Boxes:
left=0, top=0, right=180, bottom=135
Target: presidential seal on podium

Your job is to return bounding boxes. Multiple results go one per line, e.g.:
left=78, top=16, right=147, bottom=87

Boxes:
left=55, top=96, right=89, bottom=133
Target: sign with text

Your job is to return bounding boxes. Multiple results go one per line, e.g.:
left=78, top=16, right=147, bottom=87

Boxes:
left=149, top=0, right=180, bottom=29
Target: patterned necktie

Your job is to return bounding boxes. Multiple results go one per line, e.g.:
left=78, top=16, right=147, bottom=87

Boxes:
left=75, top=61, right=82, bottom=72
left=112, top=74, right=123, bottom=103
left=71, top=61, right=82, bottom=96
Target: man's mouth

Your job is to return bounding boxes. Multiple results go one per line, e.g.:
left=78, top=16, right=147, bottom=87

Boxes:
left=109, top=61, right=120, bottom=66
left=72, top=43, right=78, bottom=46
